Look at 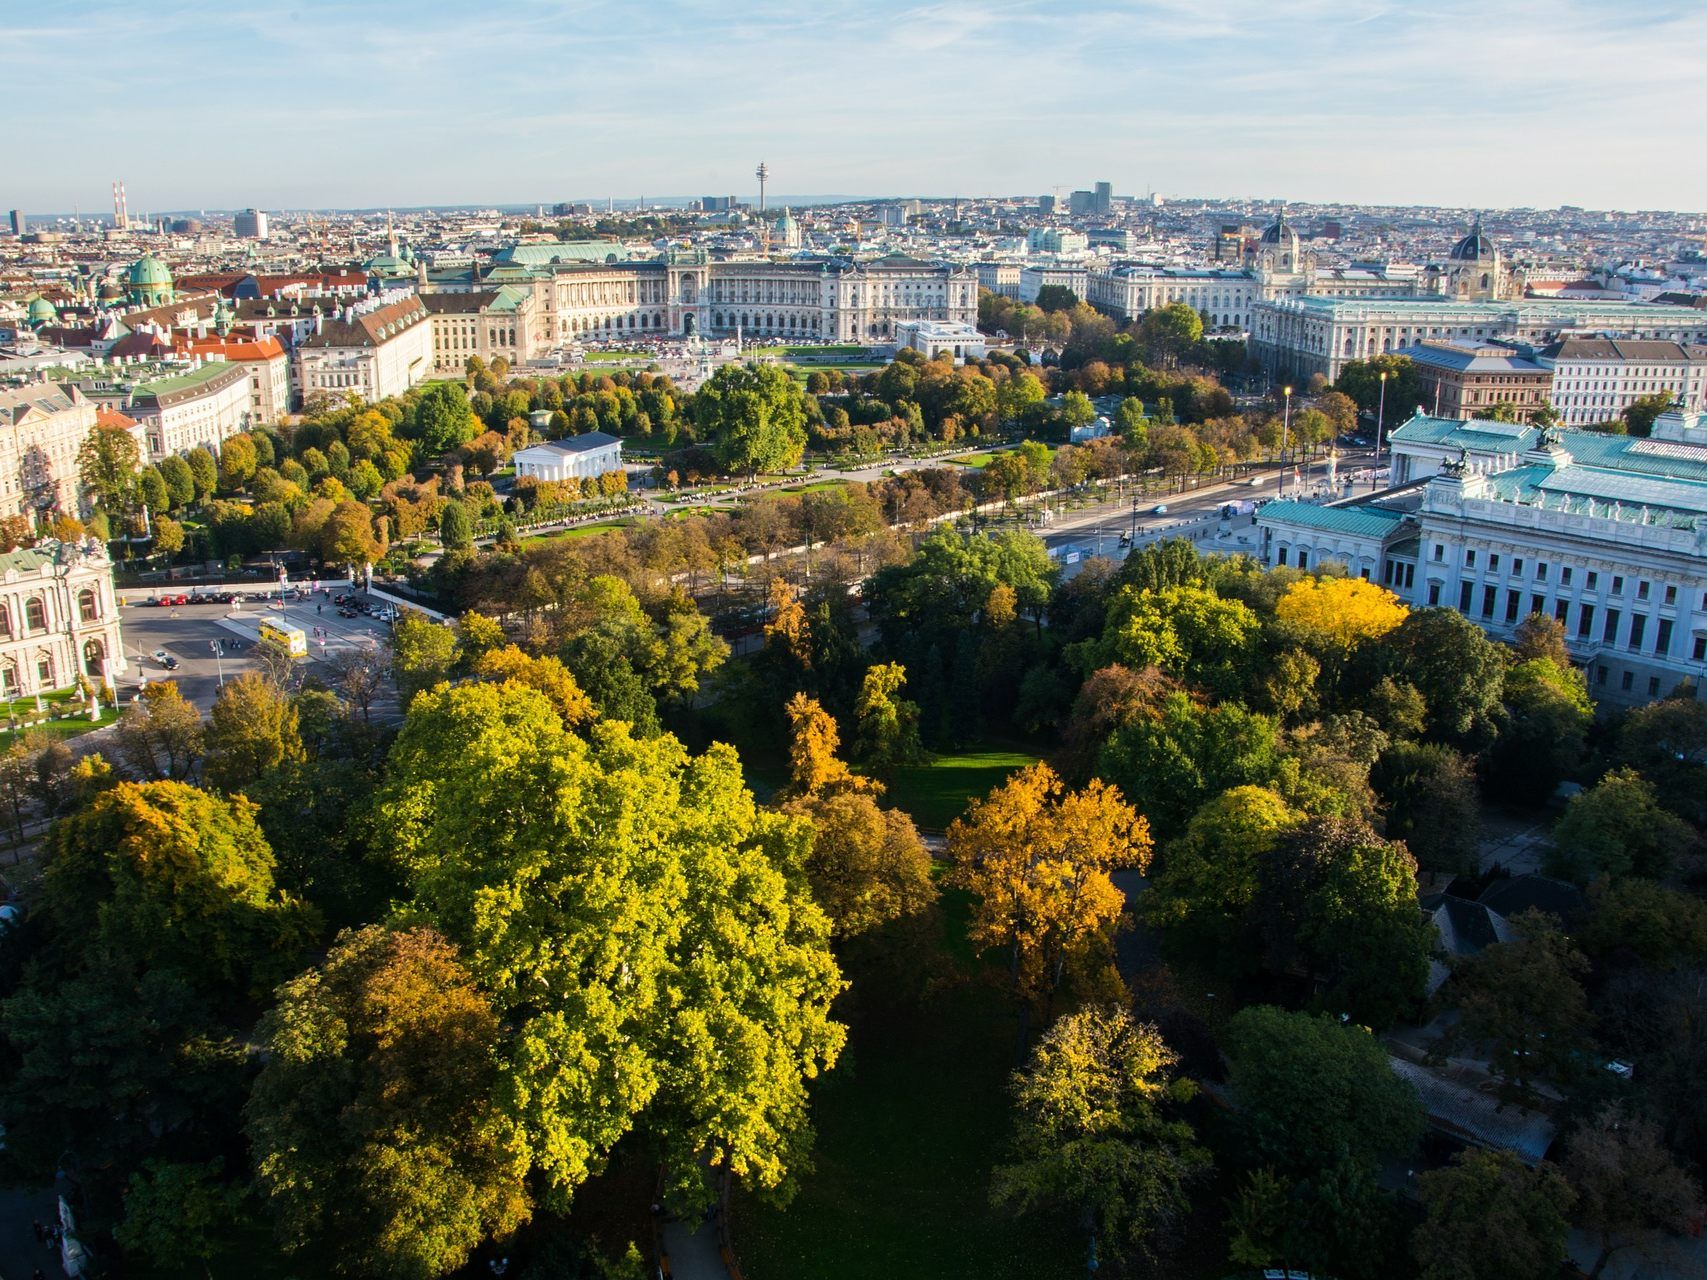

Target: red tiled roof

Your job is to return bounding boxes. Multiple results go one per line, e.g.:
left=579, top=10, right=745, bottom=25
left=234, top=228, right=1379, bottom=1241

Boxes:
left=96, top=407, right=139, bottom=430
left=173, top=334, right=286, bottom=362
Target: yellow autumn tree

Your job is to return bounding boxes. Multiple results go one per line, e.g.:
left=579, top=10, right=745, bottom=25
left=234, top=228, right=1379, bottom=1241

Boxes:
left=1275, top=577, right=1408, bottom=658
left=763, top=577, right=811, bottom=668
left=947, top=763, right=1151, bottom=1007
left=472, top=645, right=596, bottom=727
left=782, top=692, right=880, bottom=800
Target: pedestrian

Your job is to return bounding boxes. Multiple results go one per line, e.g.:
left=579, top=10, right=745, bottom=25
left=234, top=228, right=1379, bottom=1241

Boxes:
left=317, top=604, right=323, bottom=615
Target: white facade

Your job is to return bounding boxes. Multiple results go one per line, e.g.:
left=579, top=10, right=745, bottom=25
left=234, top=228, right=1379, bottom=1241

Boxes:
left=1087, top=266, right=1257, bottom=329
left=1538, top=339, right=1707, bottom=427
left=1018, top=265, right=1090, bottom=304
left=0, top=540, right=127, bottom=695
left=294, top=294, right=434, bottom=404
left=895, top=320, right=986, bottom=361
left=1259, top=411, right=1707, bottom=705
left=0, top=382, right=95, bottom=520
left=1252, top=296, right=1707, bottom=383
left=512, top=433, right=623, bottom=483
left=513, top=253, right=979, bottom=346
left=127, top=363, right=252, bottom=460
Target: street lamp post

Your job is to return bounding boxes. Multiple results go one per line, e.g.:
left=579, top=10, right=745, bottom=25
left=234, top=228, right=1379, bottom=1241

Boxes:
left=1280, top=385, right=1293, bottom=498
left=209, top=639, right=225, bottom=688
left=1373, top=370, right=1388, bottom=489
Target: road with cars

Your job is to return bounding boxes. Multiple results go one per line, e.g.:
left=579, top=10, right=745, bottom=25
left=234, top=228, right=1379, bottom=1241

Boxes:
left=118, top=588, right=399, bottom=710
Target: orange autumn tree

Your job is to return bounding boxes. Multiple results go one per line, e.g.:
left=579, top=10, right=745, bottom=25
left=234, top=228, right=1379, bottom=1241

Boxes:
left=781, top=692, right=878, bottom=800
left=947, top=763, right=1151, bottom=1008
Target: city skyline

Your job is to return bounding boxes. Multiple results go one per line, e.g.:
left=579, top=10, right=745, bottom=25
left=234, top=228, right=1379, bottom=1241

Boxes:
left=14, top=0, right=1707, bottom=214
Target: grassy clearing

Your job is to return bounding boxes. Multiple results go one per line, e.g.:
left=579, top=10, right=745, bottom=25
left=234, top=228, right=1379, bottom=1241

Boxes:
left=732, top=921, right=1078, bottom=1280
left=521, top=518, right=640, bottom=544
left=0, top=706, right=120, bottom=752
left=779, top=478, right=850, bottom=494
left=882, top=745, right=1040, bottom=830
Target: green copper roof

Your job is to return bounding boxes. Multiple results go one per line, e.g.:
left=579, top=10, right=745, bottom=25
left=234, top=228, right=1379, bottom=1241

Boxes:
left=1256, top=499, right=1409, bottom=539
left=128, top=254, right=173, bottom=287
left=494, top=242, right=631, bottom=266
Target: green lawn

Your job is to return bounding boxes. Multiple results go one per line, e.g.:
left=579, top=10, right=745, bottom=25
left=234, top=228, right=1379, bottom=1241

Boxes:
left=779, top=478, right=850, bottom=494
left=521, top=518, right=639, bottom=544
left=732, top=940, right=1078, bottom=1280
left=948, top=452, right=995, bottom=469
left=883, top=745, right=1040, bottom=830
left=0, top=706, right=119, bottom=751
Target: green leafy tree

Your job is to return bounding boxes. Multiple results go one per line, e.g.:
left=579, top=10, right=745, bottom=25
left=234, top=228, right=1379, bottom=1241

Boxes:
left=1370, top=741, right=1481, bottom=874
left=407, top=382, right=480, bottom=456
left=852, top=662, right=927, bottom=769
left=159, top=454, right=197, bottom=509
left=203, top=672, right=305, bottom=792
left=78, top=422, right=141, bottom=516
left=40, top=780, right=306, bottom=991
left=440, top=500, right=474, bottom=549
left=1439, top=910, right=1591, bottom=1105
left=137, top=464, right=170, bottom=514
left=1488, top=656, right=1592, bottom=805
left=1615, top=697, right=1707, bottom=823
left=1138, top=302, right=1204, bottom=367
left=1550, top=767, right=1692, bottom=883
left=1144, top=785, right=1299, bottom=966
left=1335, top=354, right=1419, bottom=415
left=187, top=446, right=218, bottom=501
left=1622, top=391, right=1675, bottom=438
left=1372, top=608, right=1506, bottom=746
left=116, top=1158, right=246, bottom=1274
left=1582, top=877, right=1707, bottom=967
left=1222, top=1005, right=1423, bottom=1177
left=375, top=682, right=845, bottom=1209
left=1098, top=584, right=1260, bottom=699
left=991, top=1007, right=1209, bottom=1264
left=247, top=926, right=530, bottom=1280
left=696, top=362, right=808, bottom=479
left=1413, top=1149, right=1574, bottom=1280
left=390, top=611, right=461, bottom=707
left=1097, top=692, right=1281, bottom=836
left=1256, top=818, right=1430, bottom=1027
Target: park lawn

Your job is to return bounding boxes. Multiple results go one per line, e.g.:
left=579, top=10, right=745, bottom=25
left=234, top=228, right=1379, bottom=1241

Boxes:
left=0, top=706, right=119, bottom=752
left=731, top=950, right=1079, bottom=1280
left=948, top=452, right=995, bottom=469
left=521, top=518, right=639, bottom=544
left=779, top=478, right=849, bottom=494
left=882, top=744, right=1040, bottom=830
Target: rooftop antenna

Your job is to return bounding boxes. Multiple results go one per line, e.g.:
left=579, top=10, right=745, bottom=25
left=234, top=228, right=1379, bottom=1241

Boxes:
left=755, top=162, right=769, bottom=215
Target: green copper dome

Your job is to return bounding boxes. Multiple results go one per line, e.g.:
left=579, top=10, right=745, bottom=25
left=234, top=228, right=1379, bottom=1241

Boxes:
left=128, top=254, right=173, bottom=288
left=26, top=295, right=58, bottom=326
left=126, top=253, right=174, bottom=306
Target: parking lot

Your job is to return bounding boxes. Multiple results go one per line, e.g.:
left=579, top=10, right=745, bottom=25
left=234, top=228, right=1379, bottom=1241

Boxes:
left=118, top=589, right=400, bottom=711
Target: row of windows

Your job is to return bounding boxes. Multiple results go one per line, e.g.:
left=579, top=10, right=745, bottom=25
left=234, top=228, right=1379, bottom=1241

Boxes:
left=1437, top=579, right=1687, bottom=659
left=0, top=589, right=102, bottom=637
left=1443, top=548, right=1692, bottom=606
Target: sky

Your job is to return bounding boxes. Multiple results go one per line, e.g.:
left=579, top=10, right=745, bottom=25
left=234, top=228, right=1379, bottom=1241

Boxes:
left=11, top=0, right=1707, bottom=215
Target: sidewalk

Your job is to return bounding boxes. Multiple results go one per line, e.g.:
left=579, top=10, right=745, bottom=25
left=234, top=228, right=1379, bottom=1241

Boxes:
left=660, top=1214, right=731, bottom=1280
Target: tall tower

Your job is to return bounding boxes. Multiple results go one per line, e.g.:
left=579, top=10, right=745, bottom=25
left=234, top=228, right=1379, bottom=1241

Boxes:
left=112, top=181, right=129, bottom=232
left=755, top=162, right=769, bottom=214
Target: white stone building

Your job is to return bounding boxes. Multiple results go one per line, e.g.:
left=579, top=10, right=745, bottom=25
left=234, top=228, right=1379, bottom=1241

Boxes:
left=1251, top=296, right=1707, bottom=384
left=1256, top=407, right=1707, bottom=704
left=294, top=294, right=433, bottom=404
left=423, top=287, right=542, bottom=376
left=125, top=362, right=252, bottom=460
left=895, top=320, right=986, bottom=361
left=0, top=539, right=126, bottom=695
left=1537, top=338, right=1707, bottom=427
left=1017, top=265, right=1090, bottom=305
left=512, top=432, right=623, bottom=483
left=0, top=382, right=96, bottom=522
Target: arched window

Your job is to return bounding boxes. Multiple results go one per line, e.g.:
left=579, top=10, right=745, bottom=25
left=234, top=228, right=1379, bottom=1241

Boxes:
left=83, top=637, right=105, bottom=678
left=0, top=606, right=10, bottom=639
left=78, top=588, right=98, bottom=623
left=25, top=597, right=46, bottom=632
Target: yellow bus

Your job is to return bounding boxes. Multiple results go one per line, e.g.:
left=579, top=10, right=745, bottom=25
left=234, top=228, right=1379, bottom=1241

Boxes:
left=257, top=619, right=308, bottom=658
